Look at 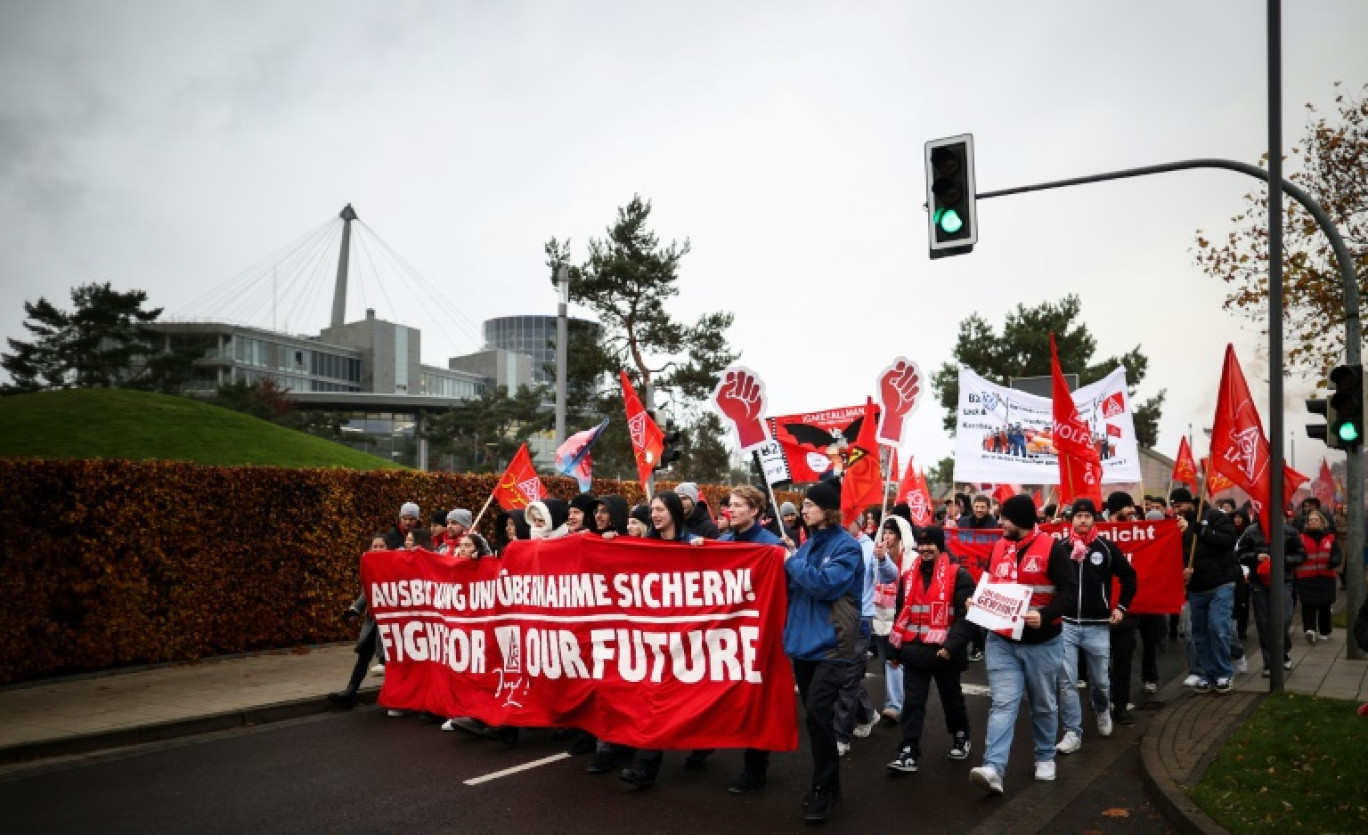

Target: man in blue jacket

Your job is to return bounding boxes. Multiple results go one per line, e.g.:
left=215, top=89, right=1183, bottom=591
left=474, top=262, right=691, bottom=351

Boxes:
left=783, top=478, right=864, bottom=823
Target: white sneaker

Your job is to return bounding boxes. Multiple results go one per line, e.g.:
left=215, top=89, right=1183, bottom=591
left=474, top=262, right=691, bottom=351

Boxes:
left=386, top=709, right=407, bottom=717
left=1097, top=710, right=1114, bottom=738
left=1306, top=629, right=1317, bottom=645
left=852, top=717, right=877, bottom=739
left=1034, top=760, right=1057, bottom=781
left=836, top=740, right=851, bottom=757
left=370, top=664, right=385, bottom=676
left=1056, top=730, right=1081, bottom=754
left=1075, top=679, right=1088, bottom=689
left=1183, top=674, right=1202, bottom=688
left=970, top=765, right=1004, bottom=795
left=1236, top=657, right=1248, bottom=673
left=440, top=719, right=458, bottom=732
left=1144, top=681, right=1158, bottom=694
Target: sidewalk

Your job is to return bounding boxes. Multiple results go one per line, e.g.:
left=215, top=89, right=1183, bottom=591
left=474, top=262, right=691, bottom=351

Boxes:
left=0, top=635, right=1364, bottom=831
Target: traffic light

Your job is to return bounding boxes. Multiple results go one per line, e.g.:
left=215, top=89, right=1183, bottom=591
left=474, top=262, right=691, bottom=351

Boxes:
left=925, top=134, right=978, bottom=259
left=1328, top=363, right=1364, bottom=449
left=1306, top=396, right=1331, bottom=447
left=656, top=419, right=682, bottom=472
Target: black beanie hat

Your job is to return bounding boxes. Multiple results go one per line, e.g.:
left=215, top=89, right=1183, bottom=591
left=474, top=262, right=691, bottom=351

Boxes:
left=569, top=493, right=599, bottom=518
left=1105, top=491, right=1134, bottom=516
left=1169, top=487, right=1195, bottom=505
left=629, top=503, right=652, bottom=528
left=915, top=525, right=946, bottom=552
left=806, top=478, right=842, bottom=512
left=1071, top=498, right=1099, bottom=518
left=1000, top=494, right=1038, bottom=529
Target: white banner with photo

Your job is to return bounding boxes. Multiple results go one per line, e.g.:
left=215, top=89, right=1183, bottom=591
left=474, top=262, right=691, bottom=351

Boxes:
left=952, top=366, right=1142, bottom=485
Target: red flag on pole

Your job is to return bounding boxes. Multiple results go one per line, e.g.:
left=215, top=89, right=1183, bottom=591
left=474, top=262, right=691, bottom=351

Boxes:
left=992, top=483, right=1018, bottom=506
left=1200, top=457, right=1237, bottom=494
left=1208, top=344, right=1308, bottom=518
left=841, top=398, right=883, bottom=527
left=1050, top=334, right=1104, bottom=506
left=1312, top=459, right=1336, bottom=507
left=1172, top=436, right=1198, bottom=486
left=492, top=443, right=546, bottom=510
left=619, top=370, right=664, bottom=492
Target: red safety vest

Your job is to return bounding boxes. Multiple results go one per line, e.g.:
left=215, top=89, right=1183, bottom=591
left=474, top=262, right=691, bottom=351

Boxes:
left=985, top=530, right=1057, bottom=638
left=890, top=555, right=955, bottom=647
left=1296, top=533, right=1338, bottom=580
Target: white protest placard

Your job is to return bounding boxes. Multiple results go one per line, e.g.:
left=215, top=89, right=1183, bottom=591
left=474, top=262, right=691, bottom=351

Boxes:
left=965, top=575, right=1033, bottom=640
left=753, top=439, right=792, bottom=486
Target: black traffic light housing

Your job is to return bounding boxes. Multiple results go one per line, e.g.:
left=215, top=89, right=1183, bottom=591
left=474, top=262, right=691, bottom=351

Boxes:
left=656, top=419, right=683, bottom=472
left=925, top=134, right=978, bottom=259
left=1328, top=363, right=1364, bottom=449
left=1306, top=396, right=1332, bottom=447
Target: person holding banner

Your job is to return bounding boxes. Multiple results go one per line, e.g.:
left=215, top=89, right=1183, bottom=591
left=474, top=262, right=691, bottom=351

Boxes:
left=884, top=526, right=975, bottom=775
left=1053, top=498, right=1137, bottom=755
left=968, top=495, right=1077, bottom=795
left=782, top=478, right=865, bottom=823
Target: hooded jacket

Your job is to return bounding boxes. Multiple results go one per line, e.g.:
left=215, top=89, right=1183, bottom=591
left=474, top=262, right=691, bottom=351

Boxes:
left=527, top=499, right=570, bottom=540
left=1182, top=506, right=1239, bottom=593
left=597, top=495, right=630, bottom=536
left=684, top=500, right=721, bottom=540
left=783, top=524, right=865, bottom=661
left=1052, top=529, right=1137, bottom=625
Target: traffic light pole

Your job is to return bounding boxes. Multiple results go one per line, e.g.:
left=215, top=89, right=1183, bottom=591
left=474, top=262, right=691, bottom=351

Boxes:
left=976, top=155, right=1364, bottom=661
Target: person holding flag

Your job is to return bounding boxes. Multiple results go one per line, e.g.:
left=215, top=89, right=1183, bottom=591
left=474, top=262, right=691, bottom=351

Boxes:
left=1171, top=487, right=1239, bottom=693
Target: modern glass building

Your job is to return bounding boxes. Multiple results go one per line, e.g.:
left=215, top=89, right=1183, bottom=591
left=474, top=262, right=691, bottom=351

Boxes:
left=484, top=315, right=601, bottom=384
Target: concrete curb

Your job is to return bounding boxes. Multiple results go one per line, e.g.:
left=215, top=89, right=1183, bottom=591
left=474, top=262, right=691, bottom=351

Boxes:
left=0, top=686, right=379, bottom=766
left=1138, top=685, right=1261, bottom=835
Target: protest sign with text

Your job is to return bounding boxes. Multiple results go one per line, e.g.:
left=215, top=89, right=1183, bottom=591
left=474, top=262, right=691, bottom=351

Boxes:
left=966, top=577, right=1032, bottom=639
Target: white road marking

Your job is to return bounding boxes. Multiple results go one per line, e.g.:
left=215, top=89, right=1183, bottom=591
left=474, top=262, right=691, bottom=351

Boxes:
left=961, top=683, right=991, bottom=697
left=463, top=753, right=572, bottom=785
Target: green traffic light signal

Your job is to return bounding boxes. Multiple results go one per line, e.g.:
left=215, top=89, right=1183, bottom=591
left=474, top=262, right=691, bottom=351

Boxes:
left=1339, top=422, right=1361, bottom=444
left=935, top=208, right=964, bottom=234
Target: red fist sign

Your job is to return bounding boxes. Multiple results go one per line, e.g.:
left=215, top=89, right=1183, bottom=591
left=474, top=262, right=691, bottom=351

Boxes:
left=713, top=366, right=770, bottom=450
left=876, top=357, right=923, bottom=445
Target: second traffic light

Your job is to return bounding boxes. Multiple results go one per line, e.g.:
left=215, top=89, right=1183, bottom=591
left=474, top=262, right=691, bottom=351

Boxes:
left=925, top=134, right=978, bottom=259
left=656, top=419, right=683, bottom=472
left=1329, top=363, right=1364, bottom=449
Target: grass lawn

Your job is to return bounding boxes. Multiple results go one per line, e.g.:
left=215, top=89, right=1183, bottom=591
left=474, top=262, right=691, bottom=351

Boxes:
left=1191, top=692, right=1368, bottom=832
left=0, top=388, right=401, bottom=469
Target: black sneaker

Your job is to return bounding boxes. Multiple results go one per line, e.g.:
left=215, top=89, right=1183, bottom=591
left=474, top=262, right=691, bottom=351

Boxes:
left=804, top=788, right=838, bottom=822
left=619, top=766, right=657, bottom=789
left=683, top=749, right=713, bottom=770
left=326, top=691, right=356, bottom=709
left=1113, top=706, right=1135, bottom=725
left=886, top=747, right=918, bottom=774
left=566, top=732, right=598, bottom=756
left=968, top=649, right=985, bottom=662
left=948, top=732, right=971, bottom=760
left=728, top=771, right=767, bottom=794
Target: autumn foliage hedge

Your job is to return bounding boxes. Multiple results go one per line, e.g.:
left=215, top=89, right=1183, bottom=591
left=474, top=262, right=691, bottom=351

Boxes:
left=0, top=459, right=800, bottom=685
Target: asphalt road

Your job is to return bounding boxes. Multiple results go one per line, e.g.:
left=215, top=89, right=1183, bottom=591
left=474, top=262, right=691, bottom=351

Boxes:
left=0, top=640, right=1190, bottom=834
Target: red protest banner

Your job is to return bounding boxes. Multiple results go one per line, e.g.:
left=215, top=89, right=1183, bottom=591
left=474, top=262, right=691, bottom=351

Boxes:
left=942, top=520, right=1184, bottom=614
left=361, top=536, right=798, bottom=751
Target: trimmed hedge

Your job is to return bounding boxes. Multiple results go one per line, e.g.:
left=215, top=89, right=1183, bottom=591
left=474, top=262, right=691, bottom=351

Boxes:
left=0, top=459, right=798, bottom=685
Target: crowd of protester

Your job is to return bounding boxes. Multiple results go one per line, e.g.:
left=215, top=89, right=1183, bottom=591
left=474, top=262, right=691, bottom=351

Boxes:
left=329, top=479, right=1362, bottom=824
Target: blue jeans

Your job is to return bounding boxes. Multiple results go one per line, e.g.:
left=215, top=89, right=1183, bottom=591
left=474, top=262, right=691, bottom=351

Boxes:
left=1189, top=582, right=1235, bottom=683
left=1059, top=622, right=1111, bottom=737
left=983, top=632, right=1063, bottom=776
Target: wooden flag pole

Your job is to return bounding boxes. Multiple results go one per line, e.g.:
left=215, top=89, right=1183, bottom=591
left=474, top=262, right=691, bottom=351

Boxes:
left=470, top=491, right=498, bottom=533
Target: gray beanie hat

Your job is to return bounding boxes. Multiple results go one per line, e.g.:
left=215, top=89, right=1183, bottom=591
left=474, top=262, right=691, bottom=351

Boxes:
left=675, top=482, right=700, bottom=503
left=400, top=502, right=421, bottom=519
left=779, top=501, right=797, bottom=517
left=447, top=508, right=473, bottom=528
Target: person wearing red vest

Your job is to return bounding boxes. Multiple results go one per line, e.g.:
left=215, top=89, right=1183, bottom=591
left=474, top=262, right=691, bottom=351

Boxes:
left=1296, top=509, right=1342, bottom=643
left=884, top=525, right=976, bottom=775
left=968, top=495, right=1077, bottom=796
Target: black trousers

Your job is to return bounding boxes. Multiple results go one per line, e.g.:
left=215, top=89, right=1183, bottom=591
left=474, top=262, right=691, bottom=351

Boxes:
left=1250, top=582, right=1292, bottom=667
left=1108, top=625, right=1136, bottom=709
left=897, top=662, right=969, bottom=757
left=833, top=629, right=874, bottom=742
left=1138, top=614, right=1164, bottom=684
left=792, top=658, right=849, bottom=794
left=342, top=628, right=378, bottom=697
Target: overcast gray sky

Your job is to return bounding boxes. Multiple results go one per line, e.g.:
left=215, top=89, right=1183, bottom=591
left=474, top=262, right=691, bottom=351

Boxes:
left=3, top=0, right=1365, bottom=475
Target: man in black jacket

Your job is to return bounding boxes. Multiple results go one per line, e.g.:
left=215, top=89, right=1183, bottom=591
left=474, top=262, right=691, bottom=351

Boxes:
left=1236, top=511, right=1304, bottom=676
left=1053, top=498, right=1137, bottom=754
left=1172, top=487, right=1239, bottom=693
left=675, top=482, right=721, bottom=540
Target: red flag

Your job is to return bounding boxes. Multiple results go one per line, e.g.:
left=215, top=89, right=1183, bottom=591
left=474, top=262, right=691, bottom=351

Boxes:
left=1031, top=488, right=1043, bottom=508
left=620, top=370, right=664, bottom=491
left=841, top=398, right=883, bottom=527
left=1200, top=457, right=1237, bottom=494
left=992, top=483, right=1017, bottom=506
left=1172, top=436, right=1198, bottom=486
left=1050, top=334, right=1103, bottom=506
left=894, top=456, right=933, bottom=525
left=1312, top=458, right=1336, bottom=508
left=492, top=443, right=546, bottom=510
left=1208, top=345, right=1309, bottom=518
